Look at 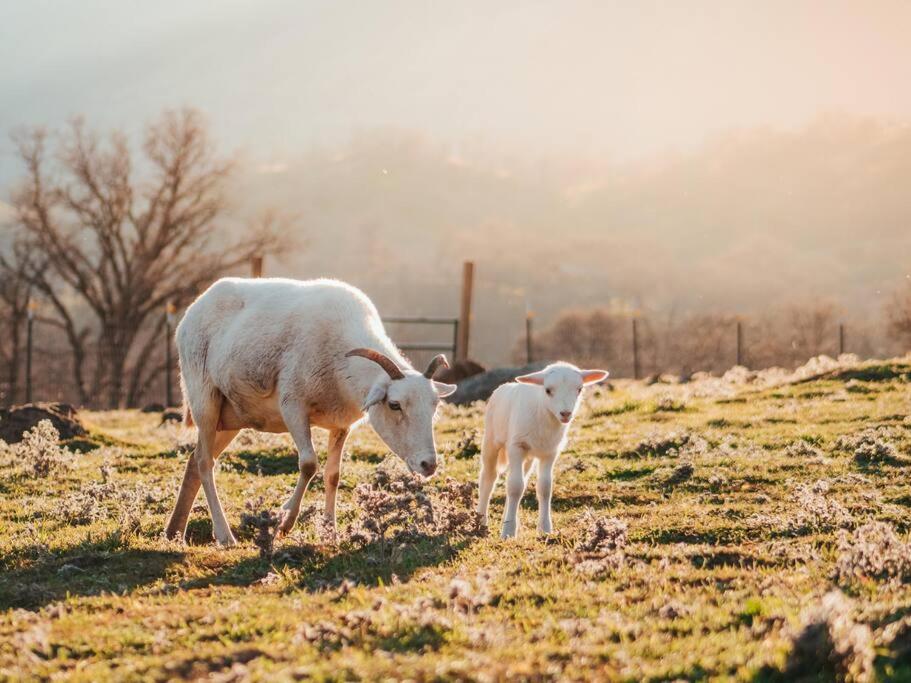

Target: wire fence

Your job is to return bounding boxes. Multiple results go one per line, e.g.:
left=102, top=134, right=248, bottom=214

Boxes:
left=5, top=305, right=865, bottom=410
left=4, top=310, right=460, bottom=410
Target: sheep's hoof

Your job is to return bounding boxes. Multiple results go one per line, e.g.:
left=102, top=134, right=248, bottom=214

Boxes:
left=276, top=508, right=296, bottom=537
left=215, top=533, right=238, bottom=548
left=500, top=520, right=517, bottom=539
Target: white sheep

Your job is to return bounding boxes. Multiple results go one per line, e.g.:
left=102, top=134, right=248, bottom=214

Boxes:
left=477, top=362, right=608, bottom=538
left=164, top=277, right=456, bottom=547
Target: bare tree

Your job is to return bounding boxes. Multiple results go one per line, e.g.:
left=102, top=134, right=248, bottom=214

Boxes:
left=10, top=109, right=280, bottom=407
left=0, top=238, right=37, bottom=404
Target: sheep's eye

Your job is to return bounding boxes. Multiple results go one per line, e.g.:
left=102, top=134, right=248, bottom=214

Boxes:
left=545, top=388, right=553, bottom=396
left=388, top=401, right=402, bottom=411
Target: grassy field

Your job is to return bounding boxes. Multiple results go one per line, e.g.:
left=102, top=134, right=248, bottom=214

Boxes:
left=1, top=359, right=911, bottom=681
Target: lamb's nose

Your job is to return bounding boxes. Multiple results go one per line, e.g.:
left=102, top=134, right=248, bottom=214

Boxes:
left=419, top=458, right=437, bottom=476
left=559, top=411, right=572, bottom=423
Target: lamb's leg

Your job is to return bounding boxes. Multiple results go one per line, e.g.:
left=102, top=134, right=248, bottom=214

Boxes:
left=536, top=457, right=556, bottom=534
left=323, top=427, right=349, bottom=537
left=501, top=444, right=528, bottom=539
left=165, top=429, right=238, bottom=541
left=277, top=402, right=317, bottom=536
left=477, top=431, right=499, bottom=528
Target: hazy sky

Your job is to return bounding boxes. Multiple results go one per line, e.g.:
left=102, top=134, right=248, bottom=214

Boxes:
left=2, top=0, right=911, bottom=189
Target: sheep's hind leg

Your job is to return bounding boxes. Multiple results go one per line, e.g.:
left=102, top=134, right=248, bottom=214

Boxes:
left=277, top=401, right=317, bottom=536
left=165, top=428, right=238, bottom=541
left=501, top=443, right=529, bottom=539
left=194, top=402, right=238, bottom=547
left=477, top=431, right=499, bottom=528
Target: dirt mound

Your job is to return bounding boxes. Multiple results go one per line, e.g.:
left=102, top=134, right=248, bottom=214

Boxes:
left=433, top=359, right=486, bottom=385
left=444, top=362, right=549, bottom=405
left=0, top=402, right=87, bottom=444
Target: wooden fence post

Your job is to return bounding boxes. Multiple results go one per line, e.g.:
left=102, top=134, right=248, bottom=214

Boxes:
left=251, top=255, right=264, bottom=278
left=525, top=311, right=534, bottom=364
left=457, top=261, right=474, bottom=362
left=736, top=320, right=744, bottom=367
left=632, top=318, right=640, bottom=380
left=839, top=323, right=845, bottom=356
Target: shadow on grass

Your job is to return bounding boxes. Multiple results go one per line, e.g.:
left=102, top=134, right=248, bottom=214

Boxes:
left=184, top=533, right=481, bottom=592
left=0, top=532, right=185, bottom=610
left=604, top=466, right=657, bottom=481
left=642, top=527, right=751, bottom=546
left=223, top=449, right=297, bottom=476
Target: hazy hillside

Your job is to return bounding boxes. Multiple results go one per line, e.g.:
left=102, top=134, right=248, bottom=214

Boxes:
left=231, top=116, right=911, bottom=364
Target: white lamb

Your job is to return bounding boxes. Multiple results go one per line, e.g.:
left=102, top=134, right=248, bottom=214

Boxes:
left=477, top=362, right=609, bottom=538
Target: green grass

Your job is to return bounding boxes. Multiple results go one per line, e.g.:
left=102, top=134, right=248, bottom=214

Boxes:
left=1, top=366, right=910, bottom=681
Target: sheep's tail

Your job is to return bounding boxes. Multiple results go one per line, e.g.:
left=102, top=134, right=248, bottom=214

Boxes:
left=179, top=370, right=194, bottom=427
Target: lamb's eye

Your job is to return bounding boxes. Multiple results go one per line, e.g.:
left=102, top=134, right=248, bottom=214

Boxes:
left=388, top=401, right=402, bottom=411
left=545, top=388, right=553, bottom=396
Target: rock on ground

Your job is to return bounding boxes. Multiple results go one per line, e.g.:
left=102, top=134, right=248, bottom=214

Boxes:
left=433, top=359, right=486, bottom=385
left=444, top=362, right=549, bottom=405
left=0, top=402, right=87, bottom=443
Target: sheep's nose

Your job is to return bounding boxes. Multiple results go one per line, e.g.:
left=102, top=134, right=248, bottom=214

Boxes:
left=419, top=458, right=437, bottom=476
left=559, top=411, right=572, bottom=423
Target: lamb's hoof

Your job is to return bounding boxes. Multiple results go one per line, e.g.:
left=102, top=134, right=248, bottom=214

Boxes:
left=500, top=521, right=517, bottom=539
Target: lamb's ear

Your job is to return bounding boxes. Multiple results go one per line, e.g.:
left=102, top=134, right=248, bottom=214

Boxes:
left=362, top=381, right=388, bottom=411
left=581, top=369, right=609, bottom=385
left=515, top=370, right=546, bottom=385
left=433, top=381, right=457, bottom=397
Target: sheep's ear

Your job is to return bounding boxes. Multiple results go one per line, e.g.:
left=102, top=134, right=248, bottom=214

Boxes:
left=362, top=382, right=388, bottom=411
left=516, top=371, right=546, bottom=385
left=581, top=369, right=609, bottom=385
left=433, top=381, right=457, bottom=397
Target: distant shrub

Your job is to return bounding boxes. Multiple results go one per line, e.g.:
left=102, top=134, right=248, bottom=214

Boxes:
left=448, top=571, right=497, bottom=614
left=663, top=461, right=694, bottom=488
left=451, top=429, right=480, bottom=460
left=343, top=468, right=483, bottom=562
left=624, top=431, right=705, bottom=458
left=573, top=511, right=628, bottom=577
left=60, top=491, right=104, bottom=525
left=784, top=440, right=825, bottom=460
left=782, top=591, right=874, bottom=683
left=835, top=522, right=911, bottom=585
left=654, top=395, right=687, bottom=412
left=788, top=480, right=852, bottom=533
left=834, top=426, right=899, bottom=464
left=17, top=420, right=73, bottom=477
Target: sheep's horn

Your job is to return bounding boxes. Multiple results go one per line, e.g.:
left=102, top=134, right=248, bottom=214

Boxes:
left=346, top=348, right=405, bottom=380
left=424, top=354, right=450, bottom=378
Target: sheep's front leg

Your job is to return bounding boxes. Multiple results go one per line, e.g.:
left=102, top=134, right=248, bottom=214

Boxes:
left=323, top=428, right=349, bottom=538
left=277, top=404, right=317, bottom=536
left=536, top=457, right=556, bottom=534
left=501, top=444, right=528, bottom=539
